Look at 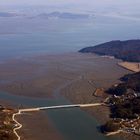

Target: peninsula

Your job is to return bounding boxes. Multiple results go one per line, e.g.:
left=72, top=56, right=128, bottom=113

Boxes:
left=79, top=40, right=140, bottom=62
left=79, top=40, right=140, bottom=138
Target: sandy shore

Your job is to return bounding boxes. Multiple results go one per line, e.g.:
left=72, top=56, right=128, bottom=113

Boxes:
left=118, top=62, right=140, bottom=72
left=0, top=53, right=132, bottom=140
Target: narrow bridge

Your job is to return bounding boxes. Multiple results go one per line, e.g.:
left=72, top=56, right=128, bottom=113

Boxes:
left=13, top=103, right=104, bottom=140
left=20, top=103, right=103, bottom=112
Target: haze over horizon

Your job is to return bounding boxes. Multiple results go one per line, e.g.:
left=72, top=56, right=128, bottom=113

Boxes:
left=0, top=0, right=140, bottom=60
left=1, top=0, right=140, bottom=17
left=1, top=0, right=140, bottom=6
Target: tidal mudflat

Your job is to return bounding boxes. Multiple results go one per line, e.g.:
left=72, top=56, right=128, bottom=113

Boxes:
left=0, top=53, right=130, bottom=98
left=0, top=53, right=131, bottom=140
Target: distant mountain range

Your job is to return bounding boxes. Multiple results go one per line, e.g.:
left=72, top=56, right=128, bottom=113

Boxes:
left=33, top=12, right=92, bottom=19
left=0, top=11, right=92, bottom=20
left=79, top=40, right=140, bottom=62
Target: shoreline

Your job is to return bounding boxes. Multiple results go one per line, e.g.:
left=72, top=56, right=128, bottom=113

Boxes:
left=0, top=53, right=132, bottom=140
left=0, top=52, right=130, bottom=98
left=12, top=103, right=104, bottom=140
left=118, top=62, right=140, bottom=72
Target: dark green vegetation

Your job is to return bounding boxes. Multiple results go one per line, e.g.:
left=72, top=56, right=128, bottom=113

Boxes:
left=102, top=96, right=140, bottom=133
left=0, top=106, right=16, bottom=140
left=107, top=72, right=140, bottom=96
left=120, top=72, right=140, bottom=92
left=79, top=40, right=140, bottom=62
left=111, top=97, right=140, bottom=119
left=109, top=72, right=140, bottom=119
left=102, top=72, right=140, bottom=133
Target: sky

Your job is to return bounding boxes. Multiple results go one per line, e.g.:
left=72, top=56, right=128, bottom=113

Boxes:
left=1, top=0, right=140, bottom=6
left=1, top=0, right=140, bottom=17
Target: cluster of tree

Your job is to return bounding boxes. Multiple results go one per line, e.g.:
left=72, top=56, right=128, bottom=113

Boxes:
left=107, top=72, right=140, bottom=96
left=101, top=72, right=140, bottom=132
left=111, top=97, right=140, bottom=119
left=107, top=72, right=140, bottom=119
left=107, top=84, right=127, bottom=96
left=120, top=72, right=140, bottom=92
left=79, top=40, right=140, bottom=62
left=101, top=97, right=140, bottom=133
left=0, top=131, right=15, bottom=140
left=0, top=108, right=15, bottom=140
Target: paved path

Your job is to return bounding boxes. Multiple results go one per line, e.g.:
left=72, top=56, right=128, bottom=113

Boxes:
left=106, top=130, right=123, bottom=136
left=12, top=110, right=22, bottom=140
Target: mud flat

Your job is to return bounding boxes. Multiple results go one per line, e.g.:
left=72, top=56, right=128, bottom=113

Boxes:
left=0, top=53, right=132, bottom=140
left=0, top=53, right=131, bottom=98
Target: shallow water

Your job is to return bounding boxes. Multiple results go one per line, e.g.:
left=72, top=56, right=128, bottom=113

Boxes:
left=0, top=16, right=140, bottom=61
left=0, top=88, right=118, bottom=140
left=0, top=14, right=132, bottom=140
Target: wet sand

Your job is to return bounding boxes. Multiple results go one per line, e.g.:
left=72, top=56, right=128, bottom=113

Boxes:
left=17, top=112, right=64, bottom=140
left=0, top=53, right=131, bottom=140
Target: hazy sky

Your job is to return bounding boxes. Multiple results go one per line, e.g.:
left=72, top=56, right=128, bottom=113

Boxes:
left=1, top=0, right=140, bottom=6
left=1, top=0, right=140, bottom=16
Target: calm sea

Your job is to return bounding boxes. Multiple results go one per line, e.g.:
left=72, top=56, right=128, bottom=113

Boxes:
left=0, top=15, right=140, bottom=60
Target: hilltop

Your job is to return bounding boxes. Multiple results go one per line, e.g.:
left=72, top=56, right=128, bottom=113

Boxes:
left=79, top=40, right=140, bottom=62
left=32, top=12, right=91, bottom=19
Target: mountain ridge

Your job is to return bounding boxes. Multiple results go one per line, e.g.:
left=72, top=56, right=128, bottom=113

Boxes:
left=79, top=40, right=140, bottom=62
left=33, top=11, right=92, bottom=19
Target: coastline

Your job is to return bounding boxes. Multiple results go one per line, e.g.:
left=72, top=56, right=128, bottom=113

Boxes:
left=0, top=53, right=130, bottom=98
left=14, top=111, right=64, bottom=140
left=0, top=53, right=132, bottom=140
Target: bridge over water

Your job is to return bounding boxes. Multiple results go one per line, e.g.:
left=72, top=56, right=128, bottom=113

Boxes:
left=20, top=103, right=103, bottom=112
left=13, top=103, right=104, bottom=140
